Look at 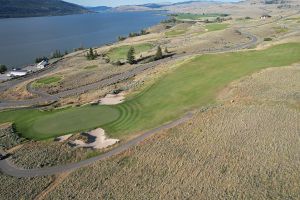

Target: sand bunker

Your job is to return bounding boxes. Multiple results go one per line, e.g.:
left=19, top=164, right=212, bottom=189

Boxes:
left=99, top=92, right=125, bottom=105
left=70, top=128, right=119, bottom=149
left=55, top=134, right=73, bottom=142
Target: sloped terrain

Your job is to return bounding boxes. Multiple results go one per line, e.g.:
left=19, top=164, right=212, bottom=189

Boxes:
left=44, top=65, right=300, bottom=199
left=0, top=0, right=89, bottom=18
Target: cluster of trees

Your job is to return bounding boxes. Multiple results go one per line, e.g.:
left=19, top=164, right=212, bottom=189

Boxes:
left=35, top=56, right=48, bottom=63
left=86, top=48, right=99, bottom=60
left=127, top=46, right=167, bottom=65
left=34, top=49, right=68, bottom=64
left=118, top=29, right=149, bottom=41
left=73, top=45, right=85, bottom=52
left=0, top=64, right=7, bottom=74
left=129, top=29, right=149, bottom=37
left=51, top=50, right=66, bottom=59
left=161, top=17, right=177, bottom=24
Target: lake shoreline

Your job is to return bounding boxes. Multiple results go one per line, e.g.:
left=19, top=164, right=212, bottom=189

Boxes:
left=0, top=11, right=167, bottom=69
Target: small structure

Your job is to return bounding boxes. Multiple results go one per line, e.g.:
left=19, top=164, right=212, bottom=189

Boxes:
left=7, top=70, right=27, bottom=77
left=37, top=60, right=48, bottom=69
left=260, top=14, right=271, bottom=20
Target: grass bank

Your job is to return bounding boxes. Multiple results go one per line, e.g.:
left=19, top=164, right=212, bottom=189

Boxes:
left=205, top=23, right=229, bottom=32
left=32, top=76, right=62, bottom=87
left=107, top=43, right=153, bottom=61
left=0, top=43, right=299, bottom=140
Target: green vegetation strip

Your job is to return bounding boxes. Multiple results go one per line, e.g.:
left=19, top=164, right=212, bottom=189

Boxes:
left=107, top=43, right=153, bottom=61
left=33, top=76, right=62, bottom=87
left=165, top=29, right=188, bottom=37
left=84, top=65, right=98, bottom=70
left=205, top=23, right=229, bottom=32
left=174, top=13, right=229, bottom=20
left=0, top=43, right=299, bottom=140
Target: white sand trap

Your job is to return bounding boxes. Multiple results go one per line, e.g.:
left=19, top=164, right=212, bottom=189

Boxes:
left=99, top=92, right=125, bottom=105
left=56, top=134, right=73, bottom=142
left=71, top=128, right=119, bottom=149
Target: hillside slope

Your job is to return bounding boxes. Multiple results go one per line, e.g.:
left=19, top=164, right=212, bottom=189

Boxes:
left=0, top=0, right=90, bottom=18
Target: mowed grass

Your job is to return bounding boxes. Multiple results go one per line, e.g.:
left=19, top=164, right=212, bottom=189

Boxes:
left=33, top=76, right=62, bottom=87
left=107, top=43, right=153, bottom=61
left=0, top=43, right=299, bottom=140
left=84, top=65, right=98, bottom=70
left=205, top=23, right=229, bottom=32
left=0, top=106, right=120, bottom=140
left=103, top=43, right=300, bottom=137
left=165, top=29, right=188, bottom=37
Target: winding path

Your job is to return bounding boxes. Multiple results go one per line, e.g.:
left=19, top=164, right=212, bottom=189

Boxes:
left=0, top=13, right=299, bottom=177
left=0, top=28, right=257, bottom=110
left=1, top=11, right=299, bottom=110
left=0, top=112, right=194, bottom=177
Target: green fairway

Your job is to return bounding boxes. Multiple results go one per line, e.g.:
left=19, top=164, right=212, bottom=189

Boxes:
left=0, top=43, right=299, bottom=140
left=205, top=23, right=229, bottom=32
left=107, top=43, right=153, bottom=61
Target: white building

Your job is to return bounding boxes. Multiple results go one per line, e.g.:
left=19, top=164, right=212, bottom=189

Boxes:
left=7, top=70, right=27, bottom=77
left=260, top=14, right=271, bottom=20
left=37, top=60, right=48, bottom=69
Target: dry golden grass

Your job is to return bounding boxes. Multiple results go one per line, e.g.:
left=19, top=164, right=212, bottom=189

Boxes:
left=44, top=65, right=300, bottom=199
left=0, top=80, right=35, bottom=100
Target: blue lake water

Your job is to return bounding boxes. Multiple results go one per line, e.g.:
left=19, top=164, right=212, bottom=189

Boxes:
left=0, top=11, right=166, bottom=68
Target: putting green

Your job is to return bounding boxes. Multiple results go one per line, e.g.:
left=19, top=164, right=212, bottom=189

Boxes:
left=0, top=43, right=299, bottom=140
left=0, top=106, right=120, bottom=140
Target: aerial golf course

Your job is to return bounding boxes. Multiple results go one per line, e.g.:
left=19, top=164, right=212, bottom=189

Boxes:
left=0, top=43, right=299, bottom=140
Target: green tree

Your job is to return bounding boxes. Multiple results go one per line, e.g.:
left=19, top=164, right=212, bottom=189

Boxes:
left=35, top=56, right=48, bottom=63
left=127, top=47, right=135, bottom=64
left=51, top=50, right=63, bottom=59
left=118, top=36, right=126, bottom=41
left=0, top=64, right=7, bottom=74
left=86, top=48, right=98, bottom=60
left=155, top=46, right=163, bottom=60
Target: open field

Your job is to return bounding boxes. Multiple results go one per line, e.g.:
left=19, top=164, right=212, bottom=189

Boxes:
left=0, top=1, right=300, bottom=199
left=43, top=65, right=300, bottom=199
left=107, top=43, right=153, bottom=61
left=0, top=174, right=52, bottom=200
left=0, top=43, right=299, bottom=140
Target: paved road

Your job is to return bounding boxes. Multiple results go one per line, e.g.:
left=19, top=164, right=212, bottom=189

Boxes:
left=0, top=112, right=194, bottom=177
left=0, top=27, right=258, bottom=110
left=1, top=13, right=298, bottom=177
left=2, top=11, right=299, bottom=110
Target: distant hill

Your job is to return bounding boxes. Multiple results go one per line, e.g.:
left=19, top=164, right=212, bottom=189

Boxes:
left=112, top=1, right=216, bottom=12
left=88, top=6, right=112, bottom=12
left=0, top=0, right=90, bottom=18
left=140, top=3, right=172, bottom=8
